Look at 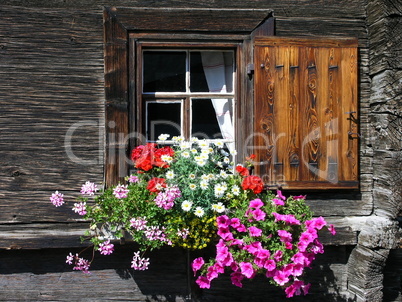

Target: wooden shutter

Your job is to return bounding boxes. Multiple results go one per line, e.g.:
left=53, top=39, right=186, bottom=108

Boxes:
left=253, top=37, right=359, bottom=190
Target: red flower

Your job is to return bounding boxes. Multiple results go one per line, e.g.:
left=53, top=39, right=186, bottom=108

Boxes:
left=241, top=176, right=264, bottom=194
left=154, top=146, right=174, bottom=168
left=235, top=165, right=250, bottom=177
left=147, top=177, right=167, bottom=193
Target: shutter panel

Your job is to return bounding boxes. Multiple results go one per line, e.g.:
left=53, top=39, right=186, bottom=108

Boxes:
left=253, top=37, right=358, bottom=190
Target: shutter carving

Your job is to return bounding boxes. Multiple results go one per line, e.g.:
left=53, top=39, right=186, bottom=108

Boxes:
left=254, top=37, right=359, bottom=190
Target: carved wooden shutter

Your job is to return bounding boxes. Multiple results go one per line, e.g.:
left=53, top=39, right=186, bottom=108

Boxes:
left=253, top=37, right=359, bottom=190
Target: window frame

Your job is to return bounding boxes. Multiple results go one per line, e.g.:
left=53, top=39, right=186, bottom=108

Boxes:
left=134, top=42, right=238, bottom=144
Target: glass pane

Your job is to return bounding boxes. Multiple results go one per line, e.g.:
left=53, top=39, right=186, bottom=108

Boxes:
left=191, top=98, right=233, bottom=140
left=191, top=51, right=234, bottom=93
left=143, top=51, right=186, bottom=92
left=147, top=102, right=181, bottom=140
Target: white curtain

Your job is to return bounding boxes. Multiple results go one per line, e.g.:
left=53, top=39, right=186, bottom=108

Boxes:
left=201, top=52, right=234, bottom=151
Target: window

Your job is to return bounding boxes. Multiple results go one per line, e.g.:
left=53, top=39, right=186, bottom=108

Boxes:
left=139, top=49, right=235, bottom=148
left=103, top=7, right=358, bottom=190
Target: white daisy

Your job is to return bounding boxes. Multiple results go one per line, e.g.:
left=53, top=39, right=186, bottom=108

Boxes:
left=166, top=170, right=175, bottom=179
left=189, top=183, right=197, bottom=190
left=181, top=151, right=191, bottom=158
left=194, top=207, right=205, bottom=217
left=231, top=185, right=240, bottom=196
left=181, top=200, right=193, bottom=212
left=212, top=202, right=226, bottom=213
left=200, top=181, right=209, bottom=190
left=158, top=134, right=170, bottom=141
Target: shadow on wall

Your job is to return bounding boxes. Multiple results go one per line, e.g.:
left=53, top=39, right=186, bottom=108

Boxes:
left=0, top=244, right=357, bottom=301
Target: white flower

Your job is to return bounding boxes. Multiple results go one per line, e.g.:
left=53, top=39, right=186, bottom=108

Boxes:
left=223, top=157, right=230, bottom=164
left=201, top=174, right=209, bottom=181
left=161, top=155, right=173, bottom=163
left=166, top=170, right=175, bottom=179
left=180, top=141, right=192, bottom=149
left=196, top=160, right=207, bottom=167
left=200, top=181, right=209, bottom=190
left=189, top=174, right=196, bottom=180
left=212, top=202, right=226, bottom=213
left=207, top=174, right=215, bottom=180
left=230, top=149, right=238, bottom=156
left=191, top=148, right=198, bottom=154
left=158, top=134, right=170, bottom=141
left=190, top=137, right=199, bottom=143
left=198, top=140, right=209, bottom=149
left=181, top=151, right=190, bottom=158
left=219, top=170, right=228, bottom=179
left=181, top=200, right=193, bottom=212
left=172, top=136, right=185, bottom=142
left=214, top=141, right=224, bottom=148
left=214, top=184, right=227, bottom=198
left=189, top=183, right=197, bottom=190
left=231, top=185, right=240, bottom=196
left=194, top=207, right=205, bottom=217
left=201, top=149, right=210, bottom=156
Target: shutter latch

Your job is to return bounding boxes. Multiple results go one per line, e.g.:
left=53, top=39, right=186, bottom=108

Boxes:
left=247, top=63, right=254, bottom=76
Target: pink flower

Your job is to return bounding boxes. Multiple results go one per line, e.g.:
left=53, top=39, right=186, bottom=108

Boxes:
left=276, top=190, right=286, bottom=201
left=66, top=252, right=75, bottom=265
left=328, top=224, right=336, bottom=235
left=113, top=184, right=129, bottom=199
left=248, top=226, right=263, bottom=237
left=80, top=181, right=98, bottom=196
left=98, top=240, right=114, bottom=255
left=249, top=198, right=264, bottom=209
left=216, top=215, right=231, bottom=228
left=278, top=230, right=292, bottom=243
left=291, top=252, right=306, bottom=265
left=244, top=241, right=263, bottom=255
left=272, top=212, right=301, bottom=225
left=285, top=280, right=310, bottom=298
left=217, top=226, right=234, bottom=241
left=273, top=270, right=289, bottom=286
left=252, top=209, right=266, bottom=221
left=50, top=191, right=64, bottom=207
left=272, top=198, right=285, bottom=206
left=128, top=175, right=139, bottom=183
left=230, top=271, right=244, bottom=288
left=196, top=276, right=211, bottom=289
left=206, top=263, right=223, bottom=281
left=239, top=262, right=255, bottom=278
left=192, top=257, right=204, bottom=275
left=310, top=239, right=324, bottom=254
left=293, top=195, right=306, bottom=200
left=264, top=259, right=276, bottom=271
left=131, top=251, right=150, bottom=270
left=273, top=250, right=283, bottom=262
left=72, top=202, right=87, bottom=216
left=73, top=257, right=91, bottom=274
left=305, top=216, right=327, bottom=230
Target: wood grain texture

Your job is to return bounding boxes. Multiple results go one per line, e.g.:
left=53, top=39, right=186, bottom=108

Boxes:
left=254, top=37, right=359, bottom=189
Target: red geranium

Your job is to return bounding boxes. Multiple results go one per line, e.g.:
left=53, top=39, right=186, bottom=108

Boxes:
left=241, top=175, right=264, bottom=194
left=154, top=146, right=174, bottom=168
left=147, top=177, right=167, bottom=193
left=235, top=165, right=250, bottom=177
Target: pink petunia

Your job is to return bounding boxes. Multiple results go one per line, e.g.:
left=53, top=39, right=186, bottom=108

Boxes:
left=230, top=271, right=244, bottom=288
left=252, top=208, right=266, bottom=221
left=276, top=190, right=286, bottom=201
left=272, top=198, right=285, bottom=206
left=278, top=230, right=293, bottom=243
left=249, top=198, right=264, bottom=209
left=328, top=224, right=336, bottom=235
left=196, top=276, right=211, bottom=289
left=248, top=226, right=263, bottom=237
left=192, top=257, right=204, bottom=275
left=216, top=215, right=231, bottom=228
left=217, top=226, right=234, bottom=241
left=273, top=269, right=289, bottom=286
left=239, top=262, right=255, bottom=278
left=264, top=259, right=276, bottom=271
left=305, top=216, right=327, bottom=230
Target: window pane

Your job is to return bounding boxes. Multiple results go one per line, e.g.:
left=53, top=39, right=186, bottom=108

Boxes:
left=191, top=98, right=233, bottom=140
left=191, top=51, right=234, bottom=93
left=147, top=102, right=181, bottom=140
left=143, top=51, right=186, bottom=92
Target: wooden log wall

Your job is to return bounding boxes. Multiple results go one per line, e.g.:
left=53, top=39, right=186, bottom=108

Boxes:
left=0, top=0, right=400, bottom=301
